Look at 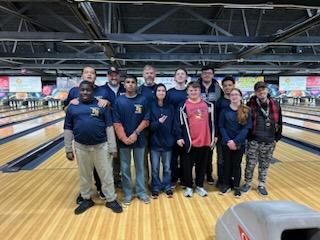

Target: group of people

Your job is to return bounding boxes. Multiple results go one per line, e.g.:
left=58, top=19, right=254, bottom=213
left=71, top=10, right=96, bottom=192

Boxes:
left=63, top=65, right=282, bottom=215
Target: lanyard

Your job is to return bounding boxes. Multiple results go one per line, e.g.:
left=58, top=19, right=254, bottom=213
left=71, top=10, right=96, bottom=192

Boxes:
left=256, top=98, right=270, bottom=120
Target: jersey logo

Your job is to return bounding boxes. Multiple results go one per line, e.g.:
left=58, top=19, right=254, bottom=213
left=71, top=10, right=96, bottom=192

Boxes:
left=195, top=109, right=203, bottom=119
left=134, top=104, right=143, bottom=114
left=90, top=107, right=100, bottom=117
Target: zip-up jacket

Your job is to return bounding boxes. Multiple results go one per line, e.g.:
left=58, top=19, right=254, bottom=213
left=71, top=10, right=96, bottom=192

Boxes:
left=175, top=99, right=216, bottom=153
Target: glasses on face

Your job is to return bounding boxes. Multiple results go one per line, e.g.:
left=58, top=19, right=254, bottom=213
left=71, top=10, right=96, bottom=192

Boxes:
left=202, top=71, right=213, bottom=75
left=230, top=93, right=241, bottom=97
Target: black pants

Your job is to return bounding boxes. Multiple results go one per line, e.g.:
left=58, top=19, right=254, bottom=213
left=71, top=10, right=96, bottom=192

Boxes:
left=206, top=149, right=213, bottom=178
left=216, top=141, right=223, bottom=184
left=183, top=146, right=209, bottom=188
left=170, top=143, right=185, bottom=183
left=222, top=145, right=244, bottom=188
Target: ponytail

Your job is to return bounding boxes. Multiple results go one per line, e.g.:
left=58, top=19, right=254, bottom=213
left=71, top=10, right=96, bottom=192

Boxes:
left=237, top=104, right=250, bottom=125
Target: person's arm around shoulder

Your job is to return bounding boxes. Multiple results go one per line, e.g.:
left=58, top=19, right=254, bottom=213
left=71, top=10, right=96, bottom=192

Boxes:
left=63, top=87, right=79, bottom=112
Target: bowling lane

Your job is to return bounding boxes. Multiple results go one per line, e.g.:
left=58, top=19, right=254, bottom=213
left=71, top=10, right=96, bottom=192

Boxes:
left=282, top=125, right=320, bottom=148
left=282, top=108, right=320, bottom=116
left=0, top=106, right=11, bottom=113
left=282, top=111, right=320, bottom=122
left=0, top=107, right=47, bottom=118
left=281, top=105, right=320, bottom=113
left=0, top=108, right=60, bottom=126
left=0, top=121, right=64, bottom=165
left=0, top=111, right=65, bottom=139
left=283, top=117, right=320, bottom=131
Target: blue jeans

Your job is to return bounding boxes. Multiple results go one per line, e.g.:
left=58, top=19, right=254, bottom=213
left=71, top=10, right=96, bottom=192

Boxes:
left=151, top=150, right=172, bottom=192
left=119, top=147, right=147, bottom=200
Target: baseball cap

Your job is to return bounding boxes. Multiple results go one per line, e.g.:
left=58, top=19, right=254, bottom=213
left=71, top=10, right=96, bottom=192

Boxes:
left=254, top=81, right=267, bottom=91
left=108, top=67, right=119, bottom=74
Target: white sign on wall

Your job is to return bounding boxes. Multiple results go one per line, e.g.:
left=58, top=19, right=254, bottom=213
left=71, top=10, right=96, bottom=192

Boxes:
left=9, top=76, right=42, bottom=92
left=279, top=76, right=307, bottom=91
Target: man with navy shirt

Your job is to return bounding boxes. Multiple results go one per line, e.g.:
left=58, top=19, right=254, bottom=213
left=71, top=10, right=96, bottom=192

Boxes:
left=63, top=66, right=114, bottom=203
left=103, top=67, right=126, bottom=98
left=100, top=67, right=126, bottom=188
left=64, top=81, right=122, bottom=215
left=138, top=65, right=157, bottom=102
left=216, top=76, right=235, bottom=187
left=166, top=67, right=188, bottom=188
left=63, top=66, right=114, bottom=110
left=198, top=65, right=222, bottom=185
left=138, top=65, right=157, bottom=183
left=113, top=75, right=150, bottom=205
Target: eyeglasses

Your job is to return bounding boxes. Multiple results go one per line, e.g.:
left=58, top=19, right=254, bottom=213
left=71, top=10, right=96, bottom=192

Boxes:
left=230, top=93, right=241, bottom=97
left=202, top=71, right=214, bottom=75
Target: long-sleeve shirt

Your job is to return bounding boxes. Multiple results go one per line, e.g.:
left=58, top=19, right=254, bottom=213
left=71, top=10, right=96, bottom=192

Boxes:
left=112, top=94, right=150, bottom=148
left=150, top=101, right=175, bottom=151
left=63, top=85, right=115, bottom=108
left=219, top=105, right=252, bottom=145
left=64, top=99, right=117, bottom=152
left=166, top=88, right=187, bottom=110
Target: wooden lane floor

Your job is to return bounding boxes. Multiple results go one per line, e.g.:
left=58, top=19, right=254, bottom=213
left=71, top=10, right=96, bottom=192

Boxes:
left=0, top=142, right=319, bottom=240
left=282, top=106, right=320, bottom=116
left=0, top=107, right=26, bottom=114
left=283, top=125, right=320, bottom=148
left=281, top=105, right=320, bottom=113
left=0, top=121, right=64, bottom=166
left=283, top=116, right=320, bottom=131
left=282, top=108, right=320, bottom=116
left=0, top=107, right=47, bottom=118
left=0, top=111, right=65, bottom=139
left=282, top=110, right=320, bottom=122
left=0, top=108, right=60, bottom=125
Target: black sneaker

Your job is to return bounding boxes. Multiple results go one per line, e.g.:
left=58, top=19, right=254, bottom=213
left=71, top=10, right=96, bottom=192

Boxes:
left=151, top=191, right=159, bottom=199
left=74, top=199, right=94, bottom=215
left=97, top=191, right=106, bottom=200
left=257, top=186, right=268, bottom=196
left=166, top=189, right=173, bottom=198
left=219, top=186, right=231, bottom=195
left=76, top=193, right=84, bottom=205
left=240, top=183, right=251, bottom=193
left=207, top=176, right=215, bottom=185
left=106, top=200, right=123, bottom=213
left=114, top=180, right=122, bottom=189
left=234, top=188, right=241, bottom=198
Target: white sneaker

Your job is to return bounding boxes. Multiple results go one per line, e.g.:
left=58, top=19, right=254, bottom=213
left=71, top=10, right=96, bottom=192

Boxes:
left=184, top=187, right=193, bottom=198
left=195, top=186, right=208, bottom=197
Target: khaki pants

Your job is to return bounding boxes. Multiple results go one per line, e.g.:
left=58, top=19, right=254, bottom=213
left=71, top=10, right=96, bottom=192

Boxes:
left=75, top=142, right=116, bottom=202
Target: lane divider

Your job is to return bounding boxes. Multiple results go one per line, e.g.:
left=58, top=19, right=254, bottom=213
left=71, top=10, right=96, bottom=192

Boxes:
left=0, top=134, right=64, bottom=172
left=0, top=117, right=64, bottom=145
